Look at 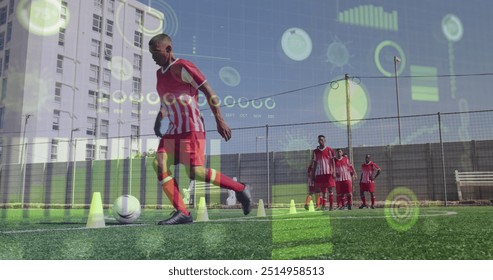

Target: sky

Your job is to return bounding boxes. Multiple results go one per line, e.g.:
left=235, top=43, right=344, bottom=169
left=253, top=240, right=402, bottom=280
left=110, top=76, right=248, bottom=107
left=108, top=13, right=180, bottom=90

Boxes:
left=137, top=0, right=493, bottom=151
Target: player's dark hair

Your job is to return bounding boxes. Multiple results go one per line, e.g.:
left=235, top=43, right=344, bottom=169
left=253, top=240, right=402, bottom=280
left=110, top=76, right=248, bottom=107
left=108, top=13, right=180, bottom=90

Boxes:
left=149, top=33, right=172, bottom=46
left=318, top=135, right=325, bottom=139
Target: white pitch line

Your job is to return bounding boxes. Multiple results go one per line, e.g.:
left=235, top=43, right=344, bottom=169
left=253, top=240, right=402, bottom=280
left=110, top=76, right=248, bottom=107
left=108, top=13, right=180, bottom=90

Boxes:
left=0, top=210, right=457, bottom=234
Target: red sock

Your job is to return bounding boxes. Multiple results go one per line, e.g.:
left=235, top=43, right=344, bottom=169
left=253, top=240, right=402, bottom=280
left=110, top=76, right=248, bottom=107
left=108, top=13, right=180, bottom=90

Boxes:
left=160, top=174, right=189, bottom=216
left=317, top=195, right=321, bottom=207
left=205, top=168, right=244, bottom=192
left=341, top=195, right=346, bottom=206
left=347, top=194, right=352, bottom=205
left=337, top=194, right=342, bottom=208
left=370, top=193, right=376, bottom=206
left=329, top=193, right=334, bottom=208
left=322, top=197, right=327, bottom=207
left=360, top=193, right=367, bottom=205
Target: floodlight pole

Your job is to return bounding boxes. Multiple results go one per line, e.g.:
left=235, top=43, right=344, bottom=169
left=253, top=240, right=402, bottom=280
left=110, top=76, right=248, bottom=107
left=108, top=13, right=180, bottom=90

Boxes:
left=20, top=114, right=32, bottom=208
left=394, top=56, right=402, bottom=145
left=345, top=74, right=353, bottom=164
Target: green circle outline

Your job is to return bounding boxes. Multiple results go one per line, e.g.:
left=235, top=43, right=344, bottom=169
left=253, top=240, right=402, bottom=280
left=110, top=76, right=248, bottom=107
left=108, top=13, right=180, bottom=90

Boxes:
left=374, top=40, right=405, bottom=77
left=384, top=187, right=420, bottom=232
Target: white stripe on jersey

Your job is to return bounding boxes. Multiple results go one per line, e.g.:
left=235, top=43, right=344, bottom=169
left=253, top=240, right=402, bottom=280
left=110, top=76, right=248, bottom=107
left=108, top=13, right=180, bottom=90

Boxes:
left=361, top=169, right=373, bottom=183
left=335, top=157, right=353, bottom=181
left=313, top=147, right=333, bottom=176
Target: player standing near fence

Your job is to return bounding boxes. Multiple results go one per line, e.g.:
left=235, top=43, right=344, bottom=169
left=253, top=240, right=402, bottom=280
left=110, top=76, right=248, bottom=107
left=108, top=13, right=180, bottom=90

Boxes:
left=149, top=34, right=252, bottom=225
left=311, top=135, right=336, bottom=210
left=334, top=149, right=356, bottom=210
left=359, top=154, right=381, bottom=209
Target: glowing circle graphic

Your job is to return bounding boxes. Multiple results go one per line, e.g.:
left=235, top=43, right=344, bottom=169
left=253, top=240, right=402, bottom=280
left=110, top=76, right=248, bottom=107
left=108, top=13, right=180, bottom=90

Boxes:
left=324, top=78, right=369, bottom=126
left=384, top=187, right=420, bottom=232
left=374, top=40, right=405, bottom=77
left=326, top=40, right=350, bottom=68
left=281, top=28, right=312, bottom=61
left=16, top=0, right=69, bottom=36
left=108, top=57, right=133, bottom=81
left=442, top=14, right=463, bottom=42
left=219, top=66, right=241, bottom=87
left=150, top=0, right=179, bottom=36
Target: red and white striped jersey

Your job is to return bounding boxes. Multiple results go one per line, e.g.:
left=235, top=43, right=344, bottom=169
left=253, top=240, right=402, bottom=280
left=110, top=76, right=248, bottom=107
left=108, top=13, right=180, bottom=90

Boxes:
left=335, top=156, right=354, bottom=182
left=312, top=146, right=335, bottom=176
left=156, top=58, right=206, bottom=135
left=361, top=161, right=380, bottom=183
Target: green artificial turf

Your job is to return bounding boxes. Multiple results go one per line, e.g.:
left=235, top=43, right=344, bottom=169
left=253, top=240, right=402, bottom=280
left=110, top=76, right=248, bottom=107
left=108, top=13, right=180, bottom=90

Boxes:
left=0, top=206, right=491, bottom=260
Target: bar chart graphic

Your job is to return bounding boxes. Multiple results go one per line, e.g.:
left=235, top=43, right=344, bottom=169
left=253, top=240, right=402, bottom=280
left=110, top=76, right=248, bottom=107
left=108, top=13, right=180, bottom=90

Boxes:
left=338, top=5, right=398, bottom=31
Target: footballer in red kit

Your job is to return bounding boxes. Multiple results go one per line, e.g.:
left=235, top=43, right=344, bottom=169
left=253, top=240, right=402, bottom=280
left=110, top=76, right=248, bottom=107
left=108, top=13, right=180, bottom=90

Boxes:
left=311, top=135, right=335, bottom=210
left=359, top=154, right=381, bottom=209
left=334, top=149, right=356, bottom=210
left=149, top=34, right=252, bottom=225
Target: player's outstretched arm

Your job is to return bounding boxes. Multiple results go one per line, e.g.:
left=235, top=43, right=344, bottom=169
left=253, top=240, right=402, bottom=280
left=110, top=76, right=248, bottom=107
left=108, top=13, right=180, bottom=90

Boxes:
left=200, top=82, right=232, bottom=141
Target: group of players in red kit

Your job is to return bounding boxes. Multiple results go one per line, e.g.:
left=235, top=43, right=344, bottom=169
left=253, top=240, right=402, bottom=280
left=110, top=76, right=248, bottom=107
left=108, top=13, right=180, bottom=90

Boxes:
left=305, top=135, right=381, bottom=211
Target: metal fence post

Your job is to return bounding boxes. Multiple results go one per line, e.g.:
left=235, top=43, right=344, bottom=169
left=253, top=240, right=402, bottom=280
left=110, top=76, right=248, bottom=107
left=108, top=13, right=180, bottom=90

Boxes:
left=265, top=125, right=270, bottom=207
left=438, top=112, right=448, bottom=206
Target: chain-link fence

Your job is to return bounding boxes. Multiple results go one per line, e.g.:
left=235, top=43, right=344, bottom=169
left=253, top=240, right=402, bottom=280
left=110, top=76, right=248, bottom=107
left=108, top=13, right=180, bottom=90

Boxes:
left=1, top=110, right=493, bottom=208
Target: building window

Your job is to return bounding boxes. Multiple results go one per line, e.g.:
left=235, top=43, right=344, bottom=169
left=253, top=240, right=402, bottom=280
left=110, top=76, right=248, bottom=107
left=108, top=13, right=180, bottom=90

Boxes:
left=99, top=145, right=108, bottom=159
left=0, top=7, right=7, bottom=25
left=131, top=125, right=140, bottom=138
left=8, top=0, right=15, bottom=15
left=0, top=32, right=5, bottom=50
left=92, top=14, right=102, bottom=33
left=88, top=90, right=97, bottom=110
left=50, top=139, right=59, bottom=161
left=87, top=117, right=97, bottom=136
left=103, top=68, right=111, bottom=87
left=58, top=28, right=65, bottom=46
left=53, top=110, right=61, bottom=130
left=91, top=39, right=100, bottom=57
left=61, top=1, right=68, bottom=21
left=1, top=78, right=6, bottom=102
left=107, top=0, right=115, bottom=13
left=56, top=54, right=63, bottom=74
left=89, top=64, right=100, bottom=83
left=134, top=31, right=142, bottom=48
left=4, top=49, right=9, bottom=71
left=100, top=119, right=109, bottom=138
left=132, top=77, right=141, bottom=93
left=0, top=107, right=4, bottom=129
left=94, top=0, right=103, bottom=9
left=135, top=9, right=144, bottom=24
left=131, top=101, right=140, bottom=118
left=6, top=21, right=11, bottom=43
left=99, top=92, right=110, bottom=113
left=86, top=144, right=95, bottom=160
left=106, top=20, right=113, bottom=37
left=133, top=54, right=142, bottom=71
left=104, top=43, right=112, bottom=61
left=55, top=82, right=62, bottom=103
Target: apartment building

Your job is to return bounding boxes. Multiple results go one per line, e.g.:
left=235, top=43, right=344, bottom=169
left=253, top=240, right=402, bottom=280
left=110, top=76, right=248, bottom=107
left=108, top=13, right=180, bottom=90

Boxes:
left=0, top=0, right=163, bottom=164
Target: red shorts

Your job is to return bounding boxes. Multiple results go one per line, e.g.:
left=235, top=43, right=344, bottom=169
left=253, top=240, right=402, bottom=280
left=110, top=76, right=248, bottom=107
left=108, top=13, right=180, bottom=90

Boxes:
left=157, top=131, right=205, bottom=166
left=336, top=180, right=353, bottom=194
left=308, top=185, right=320, bottom=193
left=360, top=182, right=375, bottom=193
left=315, top=174, right=335, bottom=193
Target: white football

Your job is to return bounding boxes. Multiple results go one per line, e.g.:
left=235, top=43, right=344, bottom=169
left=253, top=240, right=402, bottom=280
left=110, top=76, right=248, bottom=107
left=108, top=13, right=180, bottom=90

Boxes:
left=112, top=195, right=141, bottom=224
